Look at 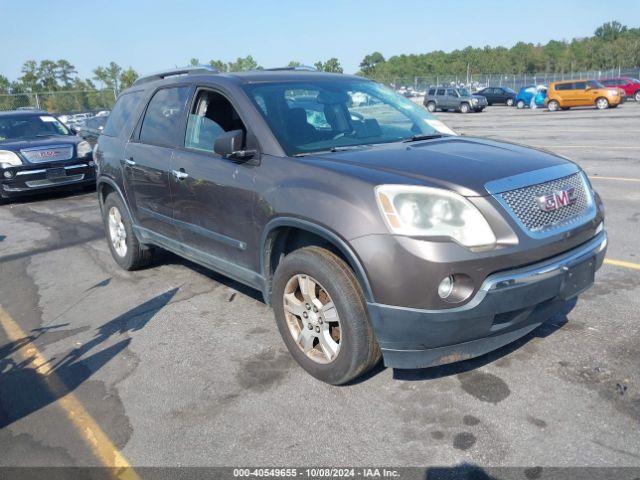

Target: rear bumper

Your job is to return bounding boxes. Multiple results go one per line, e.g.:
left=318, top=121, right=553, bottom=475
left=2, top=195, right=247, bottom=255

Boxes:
left=1, top=160, right=95, bottom=198
left=367, top=231, right=607, bottom=369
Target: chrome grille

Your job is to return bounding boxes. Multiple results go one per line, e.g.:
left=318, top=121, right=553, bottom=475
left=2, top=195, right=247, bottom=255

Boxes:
left=498, top=173, right=592, bottom=233
left=20, top=145, right=73, bottom=163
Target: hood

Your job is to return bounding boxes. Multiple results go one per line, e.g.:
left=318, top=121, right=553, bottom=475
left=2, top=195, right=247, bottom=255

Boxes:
left=311, top=136, right=571, bottom=196
left=0, top=135, right=80, bottom=153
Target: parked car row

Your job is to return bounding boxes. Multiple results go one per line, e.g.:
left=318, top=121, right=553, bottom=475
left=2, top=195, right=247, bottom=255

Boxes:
left=421, top=76, right=636, bottom=113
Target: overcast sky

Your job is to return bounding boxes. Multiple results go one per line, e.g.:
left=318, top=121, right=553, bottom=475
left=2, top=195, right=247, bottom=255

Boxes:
left=1, top=0, right=639, bottom=81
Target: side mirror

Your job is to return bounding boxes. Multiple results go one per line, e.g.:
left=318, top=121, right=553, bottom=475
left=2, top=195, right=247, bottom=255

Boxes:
left=585, top=85, right=591, bottom=91
left=213, top=129, right=256, bottom=160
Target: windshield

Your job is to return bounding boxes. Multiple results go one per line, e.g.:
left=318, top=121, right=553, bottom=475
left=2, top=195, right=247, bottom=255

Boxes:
left=457, top=88, right=471, bottom=96
left=242, top=80, right=454, bottom=156
left=504, top=87, right=516, bottom=94
left=587, top=80, right=604, bottom=89
left=0, top=114, right=71, bottom=142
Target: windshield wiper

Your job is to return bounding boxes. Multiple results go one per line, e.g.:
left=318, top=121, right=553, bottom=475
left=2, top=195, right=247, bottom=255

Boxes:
left=403, top=134, right=446, bottom=143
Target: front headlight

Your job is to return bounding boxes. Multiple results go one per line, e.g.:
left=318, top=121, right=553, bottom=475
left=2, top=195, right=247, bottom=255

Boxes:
left=0, top=150, right=23, bottom=167
left=375, top=185, right=496, bottom=247
left=77, top=141, right=92, bottom=158
left=470, top=98, right=478, bottom=104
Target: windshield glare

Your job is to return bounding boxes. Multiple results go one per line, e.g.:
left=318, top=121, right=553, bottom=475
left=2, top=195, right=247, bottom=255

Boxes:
left=243, top=80, right=452, bottom=155
left=587, top=80, right=604, bottom=89
left=457, top=88, right=471, bottom=96
left=0, top=114, right=70, bottom=142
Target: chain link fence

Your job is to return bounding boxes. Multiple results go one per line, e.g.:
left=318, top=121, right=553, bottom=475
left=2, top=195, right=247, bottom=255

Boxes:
left=0, top=89, right=117, bottom=114
left=386, top=67, right=640, bottom=92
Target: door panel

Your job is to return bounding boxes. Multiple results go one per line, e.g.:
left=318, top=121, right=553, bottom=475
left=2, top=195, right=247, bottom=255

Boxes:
left=122, top=141, right=176, bottom=238
left=170, top=149, right=258, bottom=269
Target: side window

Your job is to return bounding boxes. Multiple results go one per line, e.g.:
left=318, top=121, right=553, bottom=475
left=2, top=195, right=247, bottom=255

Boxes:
left=428, top=88, right=436, bottom=95
left=184, top=90, right=246, bottom=153
left=602, top=80, right=614, bottom=87
left=446, top=88, right=457, bottom=96
left=139, top=86, right=191, bottom=147
left=436, top=88, right=445, bottom=96
left=573, top=81, right=586, bottom=90
left=103, top=90, right=144, bottom=137
left=555, top=83, right=570, bottom=91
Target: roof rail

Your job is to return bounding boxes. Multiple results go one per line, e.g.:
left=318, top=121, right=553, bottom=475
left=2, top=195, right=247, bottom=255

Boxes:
left=264, top=65, right=317, bottom=72
left=133, top=65, right=219, bottom=86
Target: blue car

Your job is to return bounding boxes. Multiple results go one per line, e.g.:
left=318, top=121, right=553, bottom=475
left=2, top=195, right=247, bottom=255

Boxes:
left=515, top=85, right=547, bottom=109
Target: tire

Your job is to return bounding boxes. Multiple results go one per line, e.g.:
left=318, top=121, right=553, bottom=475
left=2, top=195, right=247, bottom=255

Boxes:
left=102, top=192, right=153, bottom=270
left=547, top=100, right=560, bottom=112
left=459, top=102, right=470, bottom=113
left=516, top=100, right=525, bottom=109
left=426, top=101, right=436, bottom=113
left=272, top=246, right=380, bottom=385
left=506, top=98, right=514, bottom=107
left=635, top=91, right=640, bottom=102
left=595, top=97, right=609, bottom=110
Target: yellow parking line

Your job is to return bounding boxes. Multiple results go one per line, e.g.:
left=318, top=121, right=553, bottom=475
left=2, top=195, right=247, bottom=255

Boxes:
left=0, top=305, right=139, bottom=480
left=604, top=258, right=640, bottom=271
left=589, top=176, right=640, bottom=183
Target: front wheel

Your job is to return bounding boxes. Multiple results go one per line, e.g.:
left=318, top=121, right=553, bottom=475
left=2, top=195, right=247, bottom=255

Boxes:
left=272, top=246, right=380, bottom=385
left=595, top=97, right=609, bottom=110
left=634, top=91, right=640, bottom=102
left=459, top=103, right=470, bottom=113
left=547, top=100, right=560, bottom=111
left=425, top=101, right=436, bottom=112
left=516, top=100, right=525, bottom=109
left=506, top=98, right=514, bottom=106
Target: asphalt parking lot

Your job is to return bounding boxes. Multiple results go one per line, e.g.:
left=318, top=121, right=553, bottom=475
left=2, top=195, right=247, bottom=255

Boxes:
left=1, top=102, right=639, bottom=474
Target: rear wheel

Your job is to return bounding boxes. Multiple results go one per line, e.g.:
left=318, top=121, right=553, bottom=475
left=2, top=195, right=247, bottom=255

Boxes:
left=426, top=101, right=436, bottom=112
left=506, top=98, right=514, bottom=107
left=272, top=246, right=380, bottom=385
left=516, top=100, right=525, bottom=109
left=459, top=102, right=470, bottom=114
left=635, top=91, right=640, bottom=102
left=102, top=193, right=154, bottom=270
left=595, top=97, right=609, bottom=110
left=547, top=100, right=560, bottom=111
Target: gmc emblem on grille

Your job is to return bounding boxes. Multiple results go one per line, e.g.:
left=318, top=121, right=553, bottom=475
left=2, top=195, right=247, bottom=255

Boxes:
left=536, top=187, right=577, bottom=212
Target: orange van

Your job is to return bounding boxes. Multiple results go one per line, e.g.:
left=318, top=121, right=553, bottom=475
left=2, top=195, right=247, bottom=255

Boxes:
left=546, top=79, right=624, bottom=111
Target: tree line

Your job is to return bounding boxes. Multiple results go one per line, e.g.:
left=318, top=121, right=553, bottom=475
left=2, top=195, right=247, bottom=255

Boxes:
left=358, top=21, right=640, bottom=83
left=1, top=21, right=637, bottom=112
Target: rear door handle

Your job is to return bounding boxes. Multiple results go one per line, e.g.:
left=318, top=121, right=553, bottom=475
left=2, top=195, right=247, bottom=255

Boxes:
left=124, top=158, right=136, bottom=166
left=172, top=169, right=189, bottom=180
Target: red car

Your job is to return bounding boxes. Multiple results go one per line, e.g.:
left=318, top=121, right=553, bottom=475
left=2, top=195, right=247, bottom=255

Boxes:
left=601, top=77, right=640, bottom=102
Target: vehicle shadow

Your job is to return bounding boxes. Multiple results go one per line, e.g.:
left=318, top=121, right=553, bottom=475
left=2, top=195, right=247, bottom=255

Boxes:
left=391, top=298, right=577, bottom=382
left=0, top=288, right=177, bottom=429
left=159, top=251, right=265, bottom=303
left=0, top=185, right=95, bottom=207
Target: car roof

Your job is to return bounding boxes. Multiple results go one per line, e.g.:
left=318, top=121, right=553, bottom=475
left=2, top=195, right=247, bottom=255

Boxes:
left=131, top=69, right=367, bottom=92
left=0, top=109, right=50, bottom=117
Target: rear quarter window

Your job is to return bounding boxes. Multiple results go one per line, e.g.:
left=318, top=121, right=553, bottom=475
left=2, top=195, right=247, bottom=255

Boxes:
left=103, top=90, right=144, bottom=137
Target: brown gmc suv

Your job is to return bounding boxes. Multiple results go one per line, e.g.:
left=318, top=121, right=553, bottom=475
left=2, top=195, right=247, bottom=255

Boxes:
left=95, top=66, right=607, bottom=384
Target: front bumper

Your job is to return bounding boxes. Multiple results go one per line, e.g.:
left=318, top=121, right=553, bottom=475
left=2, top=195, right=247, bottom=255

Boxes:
left=367, top=231, right=607, bottom=369
left=1, top=160, right=96, bottom=198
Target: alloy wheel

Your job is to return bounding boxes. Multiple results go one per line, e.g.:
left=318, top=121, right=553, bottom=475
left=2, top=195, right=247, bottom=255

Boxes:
left=507, top=98, right=514, bottom=106
left=282, top=274, right=341, bottom=364
left=596, top=98, right=609, bottom=110
left=108, top=206, right=128, bottom=257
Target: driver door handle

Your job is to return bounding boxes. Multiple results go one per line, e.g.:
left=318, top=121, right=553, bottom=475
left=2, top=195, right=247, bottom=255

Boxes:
left=172, top=169, right=189, bottom=180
